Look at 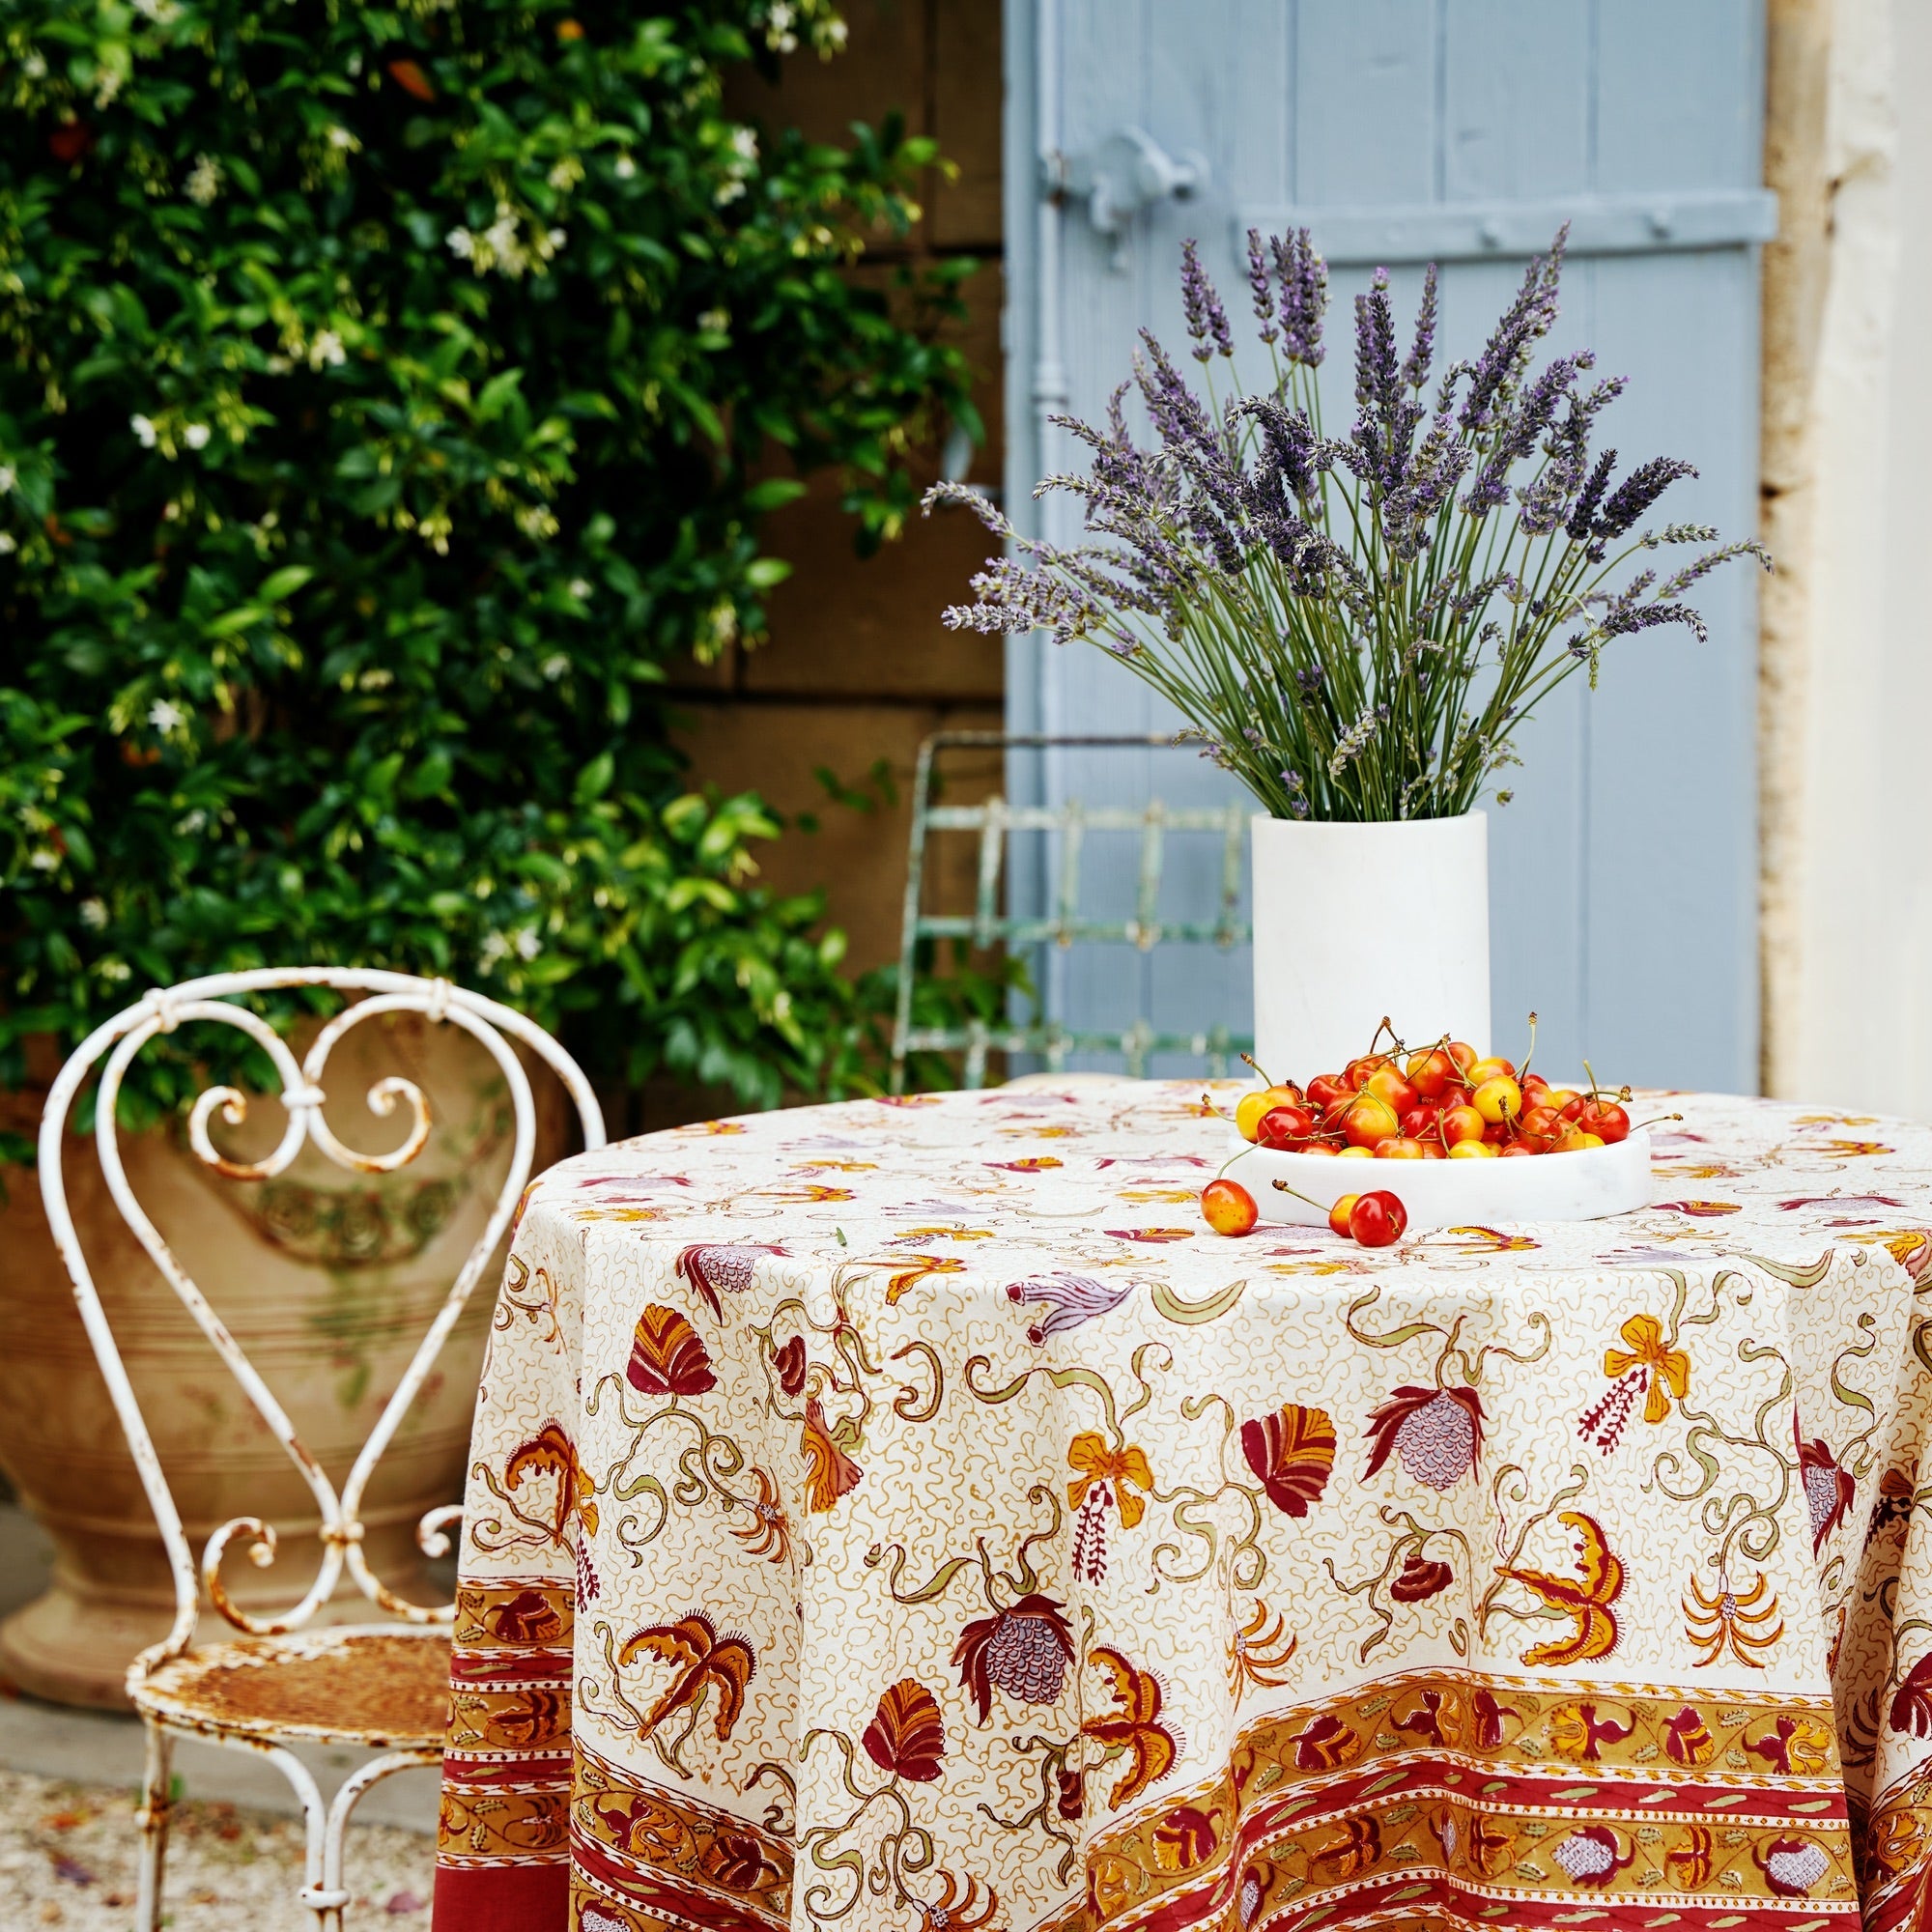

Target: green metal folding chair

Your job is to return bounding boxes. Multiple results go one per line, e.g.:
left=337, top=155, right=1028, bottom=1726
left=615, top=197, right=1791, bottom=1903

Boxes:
left=890, top=732, right=1255, bottom=1092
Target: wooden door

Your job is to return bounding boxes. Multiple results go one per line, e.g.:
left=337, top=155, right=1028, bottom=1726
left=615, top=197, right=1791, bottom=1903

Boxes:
left=1001, top=0, right=1773, bottom=1089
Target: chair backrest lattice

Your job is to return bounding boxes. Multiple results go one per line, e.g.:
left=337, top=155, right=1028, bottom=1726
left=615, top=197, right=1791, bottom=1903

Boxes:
left=37, top=969, right=606, bottom=1670
left=892, top=732, right=1255, bottom=1091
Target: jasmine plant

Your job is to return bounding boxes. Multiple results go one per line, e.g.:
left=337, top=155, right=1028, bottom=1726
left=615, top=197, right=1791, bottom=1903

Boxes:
left=927, top=227, right=1768, bottom=823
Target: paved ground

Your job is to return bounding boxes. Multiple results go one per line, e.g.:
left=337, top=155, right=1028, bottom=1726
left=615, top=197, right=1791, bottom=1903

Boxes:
left=0, top=1503, right=440, bottom=1925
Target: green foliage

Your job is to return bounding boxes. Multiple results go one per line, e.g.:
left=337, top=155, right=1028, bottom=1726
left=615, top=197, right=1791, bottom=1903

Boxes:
left=0, top=0, right=979, bottom=1117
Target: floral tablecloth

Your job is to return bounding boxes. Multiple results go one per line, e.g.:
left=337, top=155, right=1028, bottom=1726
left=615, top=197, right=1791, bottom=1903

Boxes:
left=432, top=1083, right=1932, bottom=1932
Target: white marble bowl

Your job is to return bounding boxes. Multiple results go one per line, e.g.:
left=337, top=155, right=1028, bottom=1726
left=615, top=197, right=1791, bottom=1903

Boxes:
left=1231, top=1128, right=1653, bottom=1232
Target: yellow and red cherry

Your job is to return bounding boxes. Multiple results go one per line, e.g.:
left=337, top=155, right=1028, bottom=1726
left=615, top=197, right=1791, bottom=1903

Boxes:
left=1373, top=1136, right=1426, bottom=1159
left=1439, top=1103, right=1485, bottom=1146
left=1574, top=1099, right=1629, bottom=1144
left=1420, top=1140, right=1446, bottom=1158
left=1399, top=1104, right=1439, bottom=1142
left=1473, top=1075, right=1522, bottom=1126
left=1201, top=1178, right=1259, bottom=1236
left=1327, top=1192, right=1358, bottom=1237
left=1516, top=1104, right=1565, bottom=1153
left=1305, top=1072, right=1351, bottom=1114
left=1467, top=1056, right=1517, bottom=1088
left=1448, top=1139, right=1496, bottom=1158
left=1363, top=1065, right=1418, bottom=1115
left=1498, top=1142, right=1535, bottom=1157
left=1234, top=1092, right=1273, bottom=1142
left=1300, top=1139, right=1340, bottom=1156
left=1343, top=1053, right=1395, bottom=1092
left=1446, top=1041, right=1479, bottom=1076
left=1342, top=1093, right=1400, bottom=1149
left=1405, top=1047, right=1459, bottom=1099
left=1336, top=1145, right=1373, bottom=1159
left=1257, top=1104, right=1315, bottom=1150
left=1349, top=1190, right=1406, bottom=1246
left=1554, top=1126, right=1605, bottom=1154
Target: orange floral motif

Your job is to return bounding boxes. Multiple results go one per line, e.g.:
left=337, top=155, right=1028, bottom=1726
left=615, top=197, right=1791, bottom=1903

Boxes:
left=1495, top=1512, right=1625, bottom=1667
left=881, top=1253, right=968, bottom=1304
left=801, top=1399, right=863, bottom=1513
left=504, top=1421, right=598, bottom=1542
left=726, top=1466, right=790, bottom=1564
left=1226, top=1601, right=1298, bottom=1696
left=1684, top=1570, right=1783, bottom=1668
left=617, top=1610, right=756, bottom=1742
left=863, top=1679, right=947, bottom=1783
left=1239, top=1404, right=1337, bottom=1518
left=1081, top=1648, right=1179, bottom=1809
left=1603, top=1314, right=1690, bottom=1425
left=626, top=1305, right=717, bottom=1398
left=1066, top=1435, right=1154, bottom=1527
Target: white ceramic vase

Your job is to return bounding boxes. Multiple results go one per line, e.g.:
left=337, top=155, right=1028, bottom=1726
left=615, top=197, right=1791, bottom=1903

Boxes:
left=1250, top=810, right=1491, bottom=1084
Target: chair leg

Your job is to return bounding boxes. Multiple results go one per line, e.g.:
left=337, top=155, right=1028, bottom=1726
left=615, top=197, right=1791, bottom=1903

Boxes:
left=135, top=1719, right=174, bottom=1932
left=320, top=1747, right=442, bottom=1928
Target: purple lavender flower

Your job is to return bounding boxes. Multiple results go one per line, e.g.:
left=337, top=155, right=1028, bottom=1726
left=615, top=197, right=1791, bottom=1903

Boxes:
left=1271, top=228, right=1327, bottom=367
left=1403, top=264, right=1438, bottom=391
left=1180, top=239, right=1234, bottom=363
left=1245, top=227, right=1277, bottom=345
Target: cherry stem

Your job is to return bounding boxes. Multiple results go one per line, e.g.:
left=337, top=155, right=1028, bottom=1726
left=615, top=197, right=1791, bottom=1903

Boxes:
left=1239, top=1051, right=1277, bottom=1089
left=1633, top=1110, right=1685, bottom=1130
left=1215, top=1143, right=1259, bottom=1181
left=1268, top=1179, right=1328, bottom=1210
left=1519, top=1010, right=1539, bottom=1081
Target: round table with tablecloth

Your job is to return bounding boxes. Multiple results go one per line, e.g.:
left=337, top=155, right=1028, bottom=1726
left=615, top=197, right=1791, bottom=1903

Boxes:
left=431, top=1081, right=1932, bottom=1931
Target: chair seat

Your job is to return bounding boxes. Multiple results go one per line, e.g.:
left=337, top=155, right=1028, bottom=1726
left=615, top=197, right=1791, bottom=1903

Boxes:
left=132, top=1624, right=451, bottom=1748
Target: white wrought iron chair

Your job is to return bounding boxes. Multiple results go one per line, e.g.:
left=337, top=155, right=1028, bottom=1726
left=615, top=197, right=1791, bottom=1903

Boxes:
left=36, top=969, right=606, bottom=1930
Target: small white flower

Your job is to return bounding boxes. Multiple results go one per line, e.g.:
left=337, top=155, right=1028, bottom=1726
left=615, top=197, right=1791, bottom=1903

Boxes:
left=148, top=698, right=185, bottom=732
left=768, top=3, right=794, bottom=29
left=78, top=897, right=108, bottom=930
left=477, top=930, right=509, bottom=967
left=546, top=227, right=566, bottom=252
left=183, top=423, right=211, bottom=450
left=0, top=467, right=15, bottom=496
left=175, top=809, right=207, bottom=836
left=185, top=155, right=222, bottom=206
left=308, top=329, right=346, bottom=369
left=327, top=125, right=359, bottom=151
left=23, top=51, right=47, bottom=78
left=821, top=17, right=848, bottom=49
left=99, top=957, right=132, bottom=982
left=542, top=652, right=571, bottom=680
left=160, top=500, right=180, bottom=521
left=445, top=227, right=475, bottom=260
left=714, top=180, right=746, bottom=206
left=697, top=308, right=729, bottom=334
left=613, top=155, right=637, bottom=181
left=133, top=0, right=181, bottom=21
left=730, top=127, right=758, bottom=162
left=0, top=533, right=15, bottom=557
left=28, top=847, right=59, bottom=872
left=567, top=579, right=591, bottom=600
left=514, top=927, right=542, bottom=961
left=130, top=414, right=158, bottom=448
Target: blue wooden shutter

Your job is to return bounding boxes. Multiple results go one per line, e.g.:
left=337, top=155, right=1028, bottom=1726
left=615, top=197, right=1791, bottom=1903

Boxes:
left=1003, top=0, right=1773, bottom=1089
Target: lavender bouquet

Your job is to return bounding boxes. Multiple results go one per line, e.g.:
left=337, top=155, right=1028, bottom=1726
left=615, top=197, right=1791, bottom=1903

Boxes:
left=926, top=228, right=1768, bottom=822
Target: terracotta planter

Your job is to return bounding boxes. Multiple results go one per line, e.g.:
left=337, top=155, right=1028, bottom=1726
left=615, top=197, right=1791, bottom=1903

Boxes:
left=0, top=1009, right=567, bottom=1709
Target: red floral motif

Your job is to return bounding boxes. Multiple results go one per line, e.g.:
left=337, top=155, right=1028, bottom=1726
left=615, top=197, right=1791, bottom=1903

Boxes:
left=1890, top=1653, right=1932, bottom=1737
left=1081, top=1649, right=1180, bottom=1808
left=626, top=1305, right=717, bottom=1398
left=1549, top=1824, right=1633, bottom=1888
left=482, top=1588, right=566, bottom=1646
left=1495, top=1511, right=1625, bottom=1667
left=502, top=1422, right=598, bottom=1543
left=1667, top=1826, right=1714, bottom=1889
left=771, top=1334, right=808, bottom=1398
left=952, top=1594, right=1075, bottom=1724
left=1364, top=1385, right=1485, bottom=1490
left=1308, top=1815, right=1380, bottom=1880
left=674, top=1243, right=785, bottom=1319
left=1153, top=1804, right=1218, bottom=1870
left=1288, top=1712, right=1357, bottom=1771
left=1757, top=1835, right=1832, bottom=1898
left=1390, top=1551, right=1453, bottom=1603
left=1797, top=1433, right=1857, bottom=1554
left=800, top=1398, right=863, bottom=1513
left=1548, top=1700, right=1633, bottom=1763
left=1469, top=1689, right=1517, bottom=1749
left=1868, top=1463, right=1917, bottom=1545
left=702, top=1832, right=782, bottom=1892
left=863, top=1679, right=947, bottom=1783
left=617, top=1610, right=756, bottom=1742
left=1055, top=1768, right=1084, bottom=1821
left=1662, top=1705, right=1716, bottom=1766
left=1238, top=1404, right=1336, bottom=1519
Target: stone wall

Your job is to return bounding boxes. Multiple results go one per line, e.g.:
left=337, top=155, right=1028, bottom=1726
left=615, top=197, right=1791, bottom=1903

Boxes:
left=677, top=2, right=1007, bottom=975
left=1759, top=0, right=1932, bottom=1109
